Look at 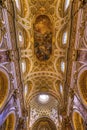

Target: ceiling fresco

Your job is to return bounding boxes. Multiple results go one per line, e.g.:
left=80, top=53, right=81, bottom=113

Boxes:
left=34, top=15, right=52, bottom=61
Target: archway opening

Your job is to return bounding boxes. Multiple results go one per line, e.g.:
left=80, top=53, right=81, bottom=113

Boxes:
left=72, top=112, right=85, bottom=130
left=0, top=71, right=9, bottom=109
left=0, top=113, right=16, bottom=130
left=78, top=70, right=87, bottom=105
left=32, top=117, right=57, bottom=130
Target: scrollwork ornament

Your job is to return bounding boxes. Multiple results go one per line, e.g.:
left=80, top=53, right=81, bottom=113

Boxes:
left=0, top=19, right=6, bottom=46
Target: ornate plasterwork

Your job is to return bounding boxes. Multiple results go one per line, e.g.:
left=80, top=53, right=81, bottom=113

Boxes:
left=77, top=68, right=87, bottom=107
left=16, top=0, right=71, bottom=104
left=0, top=68, right=9, bottom=109
left=0, top=8, right=7, bottom=47
left=75, top=3, right=87, bottom=49
left=32, top=117, right=57, bottom=130
left=29, top=94, right=59, bottom=127
left=0, top=2, right=25, bottom=128
left=72, top=111, right=85, bottom=130
left=0, top=19, right=6, bottom=47
left=14, top=0, right=71, bottom=128
left=71, top=2, right=87, bottom=106
left=67, top=1, right=87, bottom=127
left=3, top=113, right=16, bottom=130
left=30, top=108, right=59, bottom=127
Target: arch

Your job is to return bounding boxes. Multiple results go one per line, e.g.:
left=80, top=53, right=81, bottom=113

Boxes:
left=64, top=0, right=70, bottom=11
left=17, top=26, right=29, bottom=49
left=34, top=15, right=53, bottom=61
left=78, top=70, right=87, bottom=106
left=32, top=117, right=57, bottom=130
left=72, top=111, right=85, bottom=130
left=58, top=25, right=68, bottom=48
left=15, top=0, right=21, bottom=12
left=0, top=112, right=16, bottom=130
left=0, top=69, right=9, bottom=109
left=26, top=91, right=61, bottom=108
left=58, top=0, right=70, bottom=17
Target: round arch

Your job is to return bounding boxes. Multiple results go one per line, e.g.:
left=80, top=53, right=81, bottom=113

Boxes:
left=0, top=112, right=16, bottom=130
left=77, top=69, right=87, bottom=106
left=72, top=111, right=85, bottom=130
left=0, top=69, right=10, bottom=109
left=26, top=91, right=61, bottom=109
left=32, top=117, right=57, bottom=130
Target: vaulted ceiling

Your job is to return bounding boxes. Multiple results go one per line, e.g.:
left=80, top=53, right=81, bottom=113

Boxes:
left=0, top=0, right=87, bottom=130
left=15, top=0, right=71, bottom=129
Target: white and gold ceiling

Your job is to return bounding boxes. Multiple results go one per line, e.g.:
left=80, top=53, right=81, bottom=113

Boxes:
left=14, top=0, right=71, bottom=128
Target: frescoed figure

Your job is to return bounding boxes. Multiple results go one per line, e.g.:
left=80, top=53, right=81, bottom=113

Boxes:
left=34, top=15, right=52, bottom=61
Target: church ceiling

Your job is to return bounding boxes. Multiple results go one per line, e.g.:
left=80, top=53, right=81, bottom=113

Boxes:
left=0, top=0, right=87, bottom=129
left=14, top=0, right=71, bottom=127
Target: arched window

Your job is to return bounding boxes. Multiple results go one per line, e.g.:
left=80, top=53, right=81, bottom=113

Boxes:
left=62, top=32, right=67, bottom=44
left=59, top=84, right=63, bottom=94
left=61, top=61, right=65, bottom=72
left=24, top=83, right=28, bottom=97
left=21, top=59, right=26, bottom=73
left=18, top=31, right=23, bottom=42
left=15, top=0, right=21, bottom=11
left=64, top=0, right=70, bottom=11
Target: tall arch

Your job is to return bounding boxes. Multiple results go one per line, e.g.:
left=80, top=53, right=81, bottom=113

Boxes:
left=0, top=112, right=16, bottom=130
left=78, top=69, right=87, bottom=106
left=32, top=117, right=57, bottom=130
left=0, top=69, right=9, bottom=109
left=72, top=111, right=85, bottom=130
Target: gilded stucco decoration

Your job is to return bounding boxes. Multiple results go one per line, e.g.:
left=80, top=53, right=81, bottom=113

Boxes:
left=73, top=2, right=87, bottom=108
left=0, top=69, right=9, bottom=109
left=15, top=0, right=71, bottom=128
left=32, top=117, right=57, bottom=130
left=29, top=94, right=59, bottom=127
left=0, top=13, right=6, bottom=47
left=72, top=111, right=85, bottom=130
left=17, top=0, right=71, bottom=101
left=78, top=70, right=87, bottom=105
left=67, top=2, right=87, bottom=125
left=3, top=113, right=16, bottom=130
left=1, top=0, right=87, bottom=130
left=75, top=2, right=87, bottom=48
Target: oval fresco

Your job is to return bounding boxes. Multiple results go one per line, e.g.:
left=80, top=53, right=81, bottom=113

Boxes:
left=34, top=15, right=52, bottom=61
